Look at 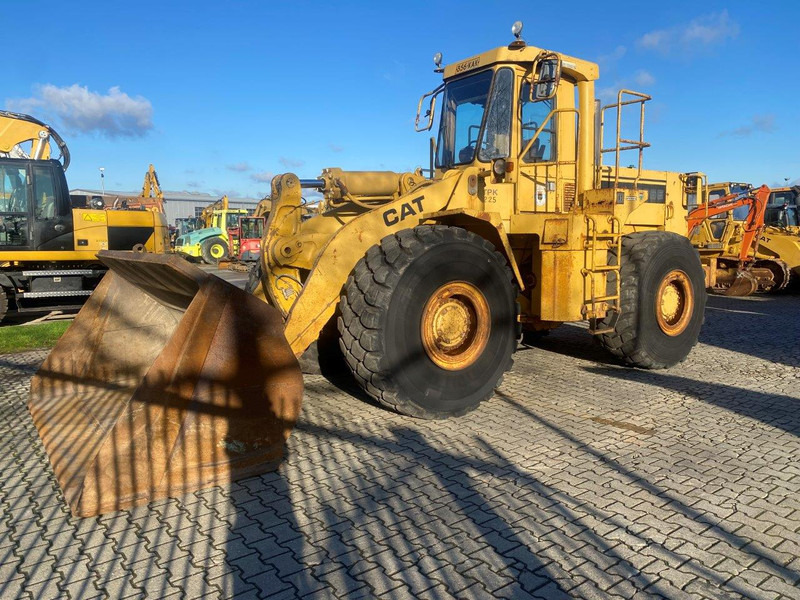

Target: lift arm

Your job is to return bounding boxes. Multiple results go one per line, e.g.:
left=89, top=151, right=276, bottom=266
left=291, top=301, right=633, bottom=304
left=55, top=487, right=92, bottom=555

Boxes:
left=0, top=110, right=70, bottom=170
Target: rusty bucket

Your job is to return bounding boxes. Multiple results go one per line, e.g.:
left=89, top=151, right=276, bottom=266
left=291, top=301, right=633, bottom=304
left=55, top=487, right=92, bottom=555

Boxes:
left=28, top=251, right=303, bottom=517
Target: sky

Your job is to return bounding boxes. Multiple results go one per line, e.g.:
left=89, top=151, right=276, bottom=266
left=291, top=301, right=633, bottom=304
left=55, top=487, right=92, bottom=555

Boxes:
left=4, top=1, right=799, bottom=199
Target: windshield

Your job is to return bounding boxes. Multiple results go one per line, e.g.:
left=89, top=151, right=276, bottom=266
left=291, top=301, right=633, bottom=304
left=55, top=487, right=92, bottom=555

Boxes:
left=765, top=206, right=799, bottom=228
left=241, top=218, right=264, bottom=239
left=435, top=70, right=493, bottom=169
left=226, top=212, right=242, bottom=229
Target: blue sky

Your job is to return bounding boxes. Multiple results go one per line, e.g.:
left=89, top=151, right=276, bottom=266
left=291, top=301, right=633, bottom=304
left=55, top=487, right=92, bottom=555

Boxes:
left=5, top=1, right=799, bottom=198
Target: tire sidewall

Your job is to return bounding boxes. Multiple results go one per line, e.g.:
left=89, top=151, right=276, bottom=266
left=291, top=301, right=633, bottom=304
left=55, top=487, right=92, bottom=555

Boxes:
left=635, top=237, right=705, bottom=365
left=202, top=237, right=227, bottom=263
left=382, top=238, right=516, bottom=415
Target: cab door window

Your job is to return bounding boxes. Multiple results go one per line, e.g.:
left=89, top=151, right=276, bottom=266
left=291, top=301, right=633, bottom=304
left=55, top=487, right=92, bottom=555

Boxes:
left=0, top=165, right=29, bottom=247
left=478, top=68, right=514, bottom=162
left=33, top=166, right=58, bottom=220
left=520, top=83, right=555, bottom=162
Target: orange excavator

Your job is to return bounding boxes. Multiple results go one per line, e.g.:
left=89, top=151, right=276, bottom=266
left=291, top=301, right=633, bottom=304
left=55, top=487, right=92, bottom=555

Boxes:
left=688, top=184, right=790, bottom=296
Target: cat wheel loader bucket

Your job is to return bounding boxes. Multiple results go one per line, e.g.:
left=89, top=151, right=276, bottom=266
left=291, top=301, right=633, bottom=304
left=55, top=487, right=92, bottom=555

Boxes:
left=28, top=250, right=303, bottom=517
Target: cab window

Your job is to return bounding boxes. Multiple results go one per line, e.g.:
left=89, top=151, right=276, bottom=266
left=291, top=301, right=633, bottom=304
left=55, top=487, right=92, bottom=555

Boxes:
left=477, top=68, right=514, bottom=162
left=436, top=70, right=494, bottom=168
left=33, top=166, right=57, bottom=219
left=0, top=165, right=29, bottom=247
left=226, top=213, right=241, bottom=229
left=520, top=83, right=555, bottom=163
left=0, top=165, right=28, bottom=213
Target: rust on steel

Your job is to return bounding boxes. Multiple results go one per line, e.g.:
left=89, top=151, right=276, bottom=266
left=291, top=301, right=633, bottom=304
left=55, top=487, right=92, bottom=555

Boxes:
left=28, top=251, right=303, bottom=517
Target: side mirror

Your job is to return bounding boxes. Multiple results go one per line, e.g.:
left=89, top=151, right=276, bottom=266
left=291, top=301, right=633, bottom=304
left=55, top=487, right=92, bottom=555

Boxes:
left=415, top=84, right=444, bottom=132
left=530, top=53, right=561, bottom=102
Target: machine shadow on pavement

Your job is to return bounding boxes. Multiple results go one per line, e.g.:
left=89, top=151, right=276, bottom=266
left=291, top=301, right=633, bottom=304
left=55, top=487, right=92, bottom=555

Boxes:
left=699, top=292, right=800, bottom=367
left=583, top=366, right=800, bottom=438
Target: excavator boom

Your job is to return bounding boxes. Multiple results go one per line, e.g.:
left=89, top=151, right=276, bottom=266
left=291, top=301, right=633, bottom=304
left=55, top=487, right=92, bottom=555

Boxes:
left=687, top=184, right=770, bottom=262
left=0, top=110, right=70, bottom=169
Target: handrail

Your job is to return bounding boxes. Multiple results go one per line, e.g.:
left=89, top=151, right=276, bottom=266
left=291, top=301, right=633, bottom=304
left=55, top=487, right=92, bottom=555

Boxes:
left=517, top=107, right=579, bottom=213
left=415, top=84, right=444, bottom=132
left=599, top=89, right=651, bottom=189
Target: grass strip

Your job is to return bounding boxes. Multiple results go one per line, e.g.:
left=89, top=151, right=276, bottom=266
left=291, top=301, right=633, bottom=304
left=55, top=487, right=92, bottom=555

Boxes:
left=0, top=321, right=71, bottom=354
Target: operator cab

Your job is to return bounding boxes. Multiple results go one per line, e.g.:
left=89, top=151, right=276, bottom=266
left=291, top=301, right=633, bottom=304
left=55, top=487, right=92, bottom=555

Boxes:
left=765, top=205, right=799, bottom=228
left=0, top=158, right=73, bottom=252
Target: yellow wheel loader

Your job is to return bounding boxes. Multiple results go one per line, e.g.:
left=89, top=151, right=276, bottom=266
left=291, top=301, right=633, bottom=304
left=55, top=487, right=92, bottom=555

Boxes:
left=0, top=111, right=170, bottom=322
left=31, top=22, right=706, bottom=515
left=758, top=203, right=800, bottom=287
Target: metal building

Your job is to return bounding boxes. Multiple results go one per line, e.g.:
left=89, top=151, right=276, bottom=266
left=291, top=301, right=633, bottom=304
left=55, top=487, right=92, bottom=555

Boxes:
left=69, top=189, right=262, bottom=226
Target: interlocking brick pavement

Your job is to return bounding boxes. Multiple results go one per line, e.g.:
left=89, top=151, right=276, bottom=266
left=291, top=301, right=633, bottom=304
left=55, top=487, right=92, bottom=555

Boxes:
left=1, top=291, right=799, bottom=599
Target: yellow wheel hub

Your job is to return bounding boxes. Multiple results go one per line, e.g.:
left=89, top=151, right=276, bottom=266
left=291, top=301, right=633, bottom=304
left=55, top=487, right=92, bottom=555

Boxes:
left=210, top=244, right=225, bottom=259
left=655, top=269, right=694, bottom=336
left=421, top=282, right=490, bottom=370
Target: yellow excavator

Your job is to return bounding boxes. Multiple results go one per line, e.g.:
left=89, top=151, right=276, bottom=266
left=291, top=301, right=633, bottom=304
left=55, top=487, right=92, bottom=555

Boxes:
left=0, top=111, right=170, bottom=323
left=31, top=22, right=707, bottom=516
left=108, top=163, right=166, bottom=213
left=686, top=183, right=789, bottom=295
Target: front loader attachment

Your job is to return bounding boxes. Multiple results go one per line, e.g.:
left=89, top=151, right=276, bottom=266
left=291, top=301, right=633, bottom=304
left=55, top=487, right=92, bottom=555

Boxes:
left=28, top=251, right=303, bottom=517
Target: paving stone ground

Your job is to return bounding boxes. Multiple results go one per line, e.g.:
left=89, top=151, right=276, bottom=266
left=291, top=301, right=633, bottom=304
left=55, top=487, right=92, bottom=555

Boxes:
left=1, top=291, right=798, bottom=599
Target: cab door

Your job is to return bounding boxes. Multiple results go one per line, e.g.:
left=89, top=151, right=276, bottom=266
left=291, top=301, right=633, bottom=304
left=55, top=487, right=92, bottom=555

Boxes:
left=31, top=161, right=74, bottom=251
left=515, top=76, right=577, bottom=215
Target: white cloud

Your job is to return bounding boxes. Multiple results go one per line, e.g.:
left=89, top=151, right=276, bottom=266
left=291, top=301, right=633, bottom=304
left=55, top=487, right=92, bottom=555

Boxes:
left=597, top=70, right=656, bottom=103
left=633, top=70, right=656, bottom=87
left=637, top=10, right=739, bottom=56
left=597, top=45, right=627, bottom=66
left=227, top=162, right=252, bottom=172
left=7, top=84, right=153, bottom=138
left=718, top=114, right=776, bottom=137
left=329, top=143, right=344, bottom=153
left=279, top=157, right=305, bottom=169
left=250, top=171, right=274, bottom=183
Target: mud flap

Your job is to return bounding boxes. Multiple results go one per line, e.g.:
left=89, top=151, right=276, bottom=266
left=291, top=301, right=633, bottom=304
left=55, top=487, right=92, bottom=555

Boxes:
left=28, top=251, right=303, bottom=517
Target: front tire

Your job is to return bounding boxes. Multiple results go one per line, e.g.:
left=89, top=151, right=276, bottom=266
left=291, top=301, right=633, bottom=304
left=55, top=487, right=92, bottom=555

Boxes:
left=201, top=237, right=228, bottom=264
left=338, top=226, right=517, bottom=419
left=598, top=231, right=706, bottom=369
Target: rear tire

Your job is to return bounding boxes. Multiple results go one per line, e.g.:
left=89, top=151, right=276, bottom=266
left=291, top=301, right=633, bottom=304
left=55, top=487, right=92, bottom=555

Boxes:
left=0, top=287, right=8, bottom=324
left=598, top=231, right=706, bottom=369
left=338, top=225, right=517, bottom=419
left=201, top=237, right=228, bottom=264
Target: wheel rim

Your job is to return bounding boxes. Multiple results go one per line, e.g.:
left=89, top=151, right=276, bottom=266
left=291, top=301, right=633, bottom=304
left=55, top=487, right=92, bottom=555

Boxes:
left=421, top=281, right=490, bottom=370
left=655, top=269, right=694, bottom=336
left=210, top=244, right=225, bottom=259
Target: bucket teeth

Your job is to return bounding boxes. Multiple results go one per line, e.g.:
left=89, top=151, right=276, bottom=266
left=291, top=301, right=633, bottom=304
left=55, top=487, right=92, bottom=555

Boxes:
left=28, top=251, right=303, bottom=517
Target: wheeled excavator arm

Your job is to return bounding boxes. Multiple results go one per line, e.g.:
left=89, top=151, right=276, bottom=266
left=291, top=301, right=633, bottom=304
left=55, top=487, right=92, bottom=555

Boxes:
left=199, top=195, right=229, bottom=227
left=687, top=184, right=771, bottom=261
left=141, top=164, right=163, bottom=200
left=0, top=110, right=70, bottom=169
left=253, top=197, right=271, bottom=218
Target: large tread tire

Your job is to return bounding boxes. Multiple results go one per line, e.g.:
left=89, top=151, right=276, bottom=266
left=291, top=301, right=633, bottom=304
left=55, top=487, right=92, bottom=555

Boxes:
left=0, top=287, right=8, bottom=324
left=245, top=261, right=262, bottom=295
left=201, top=237, right=228, bottom=264
left=598, top=231, right=706, bottom=369
left=338, top=225, right=517, bottom=419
